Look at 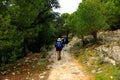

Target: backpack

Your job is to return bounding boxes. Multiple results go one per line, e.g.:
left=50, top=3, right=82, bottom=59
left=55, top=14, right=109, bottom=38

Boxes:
left=63, top=37, right=68, bottom=43
left=64, top=37, right=67, bottom=42
left=55, top=41, right=63, bottom=48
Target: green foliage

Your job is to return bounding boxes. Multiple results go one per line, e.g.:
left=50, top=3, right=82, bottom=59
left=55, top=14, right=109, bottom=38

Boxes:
left=0, top=13, right=24, bottom=66
left=96, top=57, right=104, bottom=65
left=76, top=0, right=107, bottom=35
left=40, top=46, right=47, bottom=53
left=102, top=0, right=120, bottom=30
left=73, top=41, right=82, bottom=47
left=114, top=71, right=120, bottom=80
left=1, top=56, right=7, bottom=66
left=66, top=0, right=120, bottom=45
left=0, top=0, right=60, bottom=66
left=60, top=13, right=70, bottom=35
left=103, top=1, right=117, bottom=30
left=39, top=58, right=47, bottom=70
left=54, top=13, right=70, bottom=37
left=95, top=75, right=109, bottom=80
left=67, top=0, right=108, bottom=45
left=94, top=65, right=119, bottom=80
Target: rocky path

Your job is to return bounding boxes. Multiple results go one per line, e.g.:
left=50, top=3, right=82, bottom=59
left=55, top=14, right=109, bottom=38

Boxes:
left=47, top=37, right=94, bottom=80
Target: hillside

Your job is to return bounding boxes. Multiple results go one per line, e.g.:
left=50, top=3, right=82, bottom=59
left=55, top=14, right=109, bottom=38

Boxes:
left=70, top=29, right=120, bottom=80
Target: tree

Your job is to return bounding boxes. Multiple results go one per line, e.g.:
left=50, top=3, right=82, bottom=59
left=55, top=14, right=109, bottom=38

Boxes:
left=60, top=13, right=70, bottom=37
left=12, top=0, right=60, bottom=52
left=67, top=12, right=79, bottom=36
left=75, top=0, right=107, bottom=41
left=101, top=0, right=120, bottom=30
left=0, top=0, right=60, bottom=66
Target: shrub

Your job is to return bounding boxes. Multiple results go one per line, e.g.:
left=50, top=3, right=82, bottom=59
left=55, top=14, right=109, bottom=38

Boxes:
left=114, top=71, right=120, bottom=80
left=40, top=46, right=47, bottom=58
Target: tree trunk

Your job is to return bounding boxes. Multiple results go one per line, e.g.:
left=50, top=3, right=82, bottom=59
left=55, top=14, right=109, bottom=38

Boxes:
left=92, top=31, right=97, bottom=41
left=23, top=37, right=30, bottom=56
left=81, top=35, right=85, bottom=47
left=66, top=30, right=69, bottom=38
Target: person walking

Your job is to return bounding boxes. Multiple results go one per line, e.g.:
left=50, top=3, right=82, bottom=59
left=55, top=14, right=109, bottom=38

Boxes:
left=62, top=36, right=68, bottom=47
left=55, top=38, right=63, bottom=60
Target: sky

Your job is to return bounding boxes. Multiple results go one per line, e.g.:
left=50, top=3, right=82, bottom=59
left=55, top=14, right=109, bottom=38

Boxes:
left=54, top=0, right=82, bottom=14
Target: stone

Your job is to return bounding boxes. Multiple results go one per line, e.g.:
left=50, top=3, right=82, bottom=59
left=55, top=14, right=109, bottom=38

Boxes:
left=12, top=72, right=15, bottom=75
left=91, top=70, right=96, bottom=73
left=39, top=75, right=45, bottom=79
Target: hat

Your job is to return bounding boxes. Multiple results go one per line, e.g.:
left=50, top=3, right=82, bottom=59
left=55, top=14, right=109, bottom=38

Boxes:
left=57, top=38, right=61, bottom=41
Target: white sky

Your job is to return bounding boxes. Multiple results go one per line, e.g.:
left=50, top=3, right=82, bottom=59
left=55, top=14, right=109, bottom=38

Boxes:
left=54, top=0, right=82, bottom=14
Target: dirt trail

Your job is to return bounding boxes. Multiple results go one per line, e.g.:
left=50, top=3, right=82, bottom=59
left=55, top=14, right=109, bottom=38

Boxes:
left=47, top=37, right=94, bottom=80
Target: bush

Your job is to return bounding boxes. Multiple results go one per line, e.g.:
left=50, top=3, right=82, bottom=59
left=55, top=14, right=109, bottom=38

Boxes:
left=95, top=75, right=109, bottom=80
left=39, top=58, right=47, bottom=70
left=40, top=46, right=47, bottom=58
left=0, top=45, right=24, bottom=67
left=114, top=71, right=120, bottom=80
left=73, top=42, right=82, bottom=47
left=96, top=57, right=104, bottom=64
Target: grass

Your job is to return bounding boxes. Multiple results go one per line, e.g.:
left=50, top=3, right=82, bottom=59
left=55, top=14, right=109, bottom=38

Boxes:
left=71, top=41, right=120, bottom=80
left=94, top=64, right=119, bottom=80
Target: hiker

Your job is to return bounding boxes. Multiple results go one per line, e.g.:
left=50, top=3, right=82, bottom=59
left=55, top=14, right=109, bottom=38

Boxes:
left=62, top=36, right=68, bottom=47
left=55, top=38, right=63, bottom=60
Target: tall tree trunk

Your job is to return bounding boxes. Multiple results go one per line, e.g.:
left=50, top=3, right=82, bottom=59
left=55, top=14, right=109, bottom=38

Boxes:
left=92, top=31, right=97, bottom=41
left=66, top=30, right=69, bottom=38
left=23, top=37, right=30, bottom=56
left=81, top=35, right=85, bottom=47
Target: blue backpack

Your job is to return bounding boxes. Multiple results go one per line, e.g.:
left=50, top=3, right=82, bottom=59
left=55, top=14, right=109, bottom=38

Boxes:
left=64, top=37, right=67, bottom=43
left=55, top=41, right=63, bottom=48
left=63, top=37, right=68, bottom=43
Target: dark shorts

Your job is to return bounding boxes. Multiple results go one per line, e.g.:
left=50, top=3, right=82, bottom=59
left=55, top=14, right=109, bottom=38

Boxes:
left=56, top=47, right=62, bottom=51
